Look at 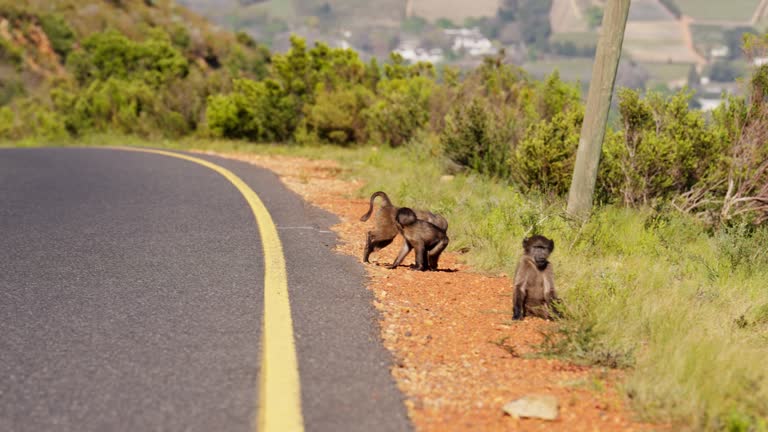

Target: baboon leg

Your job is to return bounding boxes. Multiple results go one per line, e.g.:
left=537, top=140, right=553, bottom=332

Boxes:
left=363, top=232, right=373, bottom=263
left=427, top=237, right=449, bottom=270
left=414, top=243, right=429, bottom=271
left=388, top=241, right=412, bottom=269
left=421, top=247, right=430, bottom=271
left=364, top=232, right=393, bottom=263
left=513, top=283, right=527, bottom=320
left=372, top=237, right=393, bottom=252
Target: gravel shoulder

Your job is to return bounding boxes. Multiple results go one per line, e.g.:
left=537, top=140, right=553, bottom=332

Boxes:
left=202, top=150, right=663, bottom=432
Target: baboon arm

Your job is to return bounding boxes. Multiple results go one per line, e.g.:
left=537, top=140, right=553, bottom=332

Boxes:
left=388, top=241, right=412, bottom=269
left=513, top=280, right=527, bottom=320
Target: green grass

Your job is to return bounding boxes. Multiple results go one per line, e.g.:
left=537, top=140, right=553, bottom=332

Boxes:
left=342, top=143, right=768, bottom=431
left=6, top=134, right=768, bottom=430
left=674, top=0, right=759, bottom=22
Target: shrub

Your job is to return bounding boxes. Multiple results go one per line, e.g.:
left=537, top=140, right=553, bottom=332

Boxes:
left=440, top=66, right=581, bottom=183
left=206, top=78, right=295, bottom=141
left=0, top=37, right=23, bottom=67
left=298, top=84, right=374, bottom=145
left=0, top=78, right=25, bottom=105
left=441, top=97, right=514, bottom=178
left=512, top=107, right=583, bottom=194
left=0, top=106, right=13, bottom=138
left=68, top=30, right=188, bottom=87
left=39, top=14, right=75, bottom=59
left=599, top=88, right=722, bottom=206
left=365, top=76, right=434, bottom=147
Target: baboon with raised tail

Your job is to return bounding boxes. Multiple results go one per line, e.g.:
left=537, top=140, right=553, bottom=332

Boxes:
left=359, top=191, right=447, bottom=267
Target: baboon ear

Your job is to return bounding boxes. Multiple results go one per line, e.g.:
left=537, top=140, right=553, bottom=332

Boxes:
left=549, top=239, right=555, bottom=252
left=522, top=237, right=530, bottom=250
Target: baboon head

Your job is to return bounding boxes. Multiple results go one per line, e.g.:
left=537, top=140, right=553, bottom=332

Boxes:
left=523, top=235, right=554, bottom=270
left=395, top=207, right=418, bottom=228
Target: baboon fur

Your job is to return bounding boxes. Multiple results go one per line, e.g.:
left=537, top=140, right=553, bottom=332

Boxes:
left=359, top=191, right=448, bottom=266
left=389, top=207, right=449, bottom=271
left=513, top=235, right=560, bottom=320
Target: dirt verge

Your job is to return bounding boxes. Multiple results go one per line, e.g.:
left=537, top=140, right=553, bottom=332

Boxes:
left=202, top=151, right=661, bottom=432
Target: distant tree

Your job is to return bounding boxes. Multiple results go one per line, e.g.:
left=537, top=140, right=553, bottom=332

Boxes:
left=498, top=0, right=519, bottom=22
left=707, top=61, right=741, bottom=82
left=402, top=16, right=427, bottom=34
left=585, top=6, right=603, bottom=29
left=518, top=0, right=552, bottom=51
left=724, top=27, right=758, bottom=60
left=658, top=0, right=681, bottom=18
left=687, top=64, right=700, bottom=88
left=436, top=18, right=457, bottom=29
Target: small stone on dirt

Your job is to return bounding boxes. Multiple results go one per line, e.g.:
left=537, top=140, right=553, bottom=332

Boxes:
left=503, top=394, right=559, bottom=420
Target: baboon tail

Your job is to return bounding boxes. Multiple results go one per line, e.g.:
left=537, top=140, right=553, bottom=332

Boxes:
left=359, top=191, right=392, bottom=222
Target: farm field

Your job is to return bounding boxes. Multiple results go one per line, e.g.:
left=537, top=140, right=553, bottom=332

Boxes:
left=643, top=62, right=693, bottom=83
left=522, top=58, right=594, bottom=83
left=624, top=21, right=698, bottom=63
left=409, top=0, right=499, bottom=22
left=674, top=0, right=759, bottom=22
left=628, top=0, right=675, bottom=21
left=550, top=32, right=598, bottom=47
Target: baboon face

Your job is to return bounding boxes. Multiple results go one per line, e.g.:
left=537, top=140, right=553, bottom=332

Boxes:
left=395, top=207, right=418, bottom=227
left=523, top=235, right=554, bottom=269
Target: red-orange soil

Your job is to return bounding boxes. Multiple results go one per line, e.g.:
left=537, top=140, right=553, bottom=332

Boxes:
left=201, top=151, right=663, bottom=432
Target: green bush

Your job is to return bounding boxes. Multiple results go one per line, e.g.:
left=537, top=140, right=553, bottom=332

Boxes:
left=4, top=99, right=68, bottom=139
left=441, top=97, right=514, bottom=178
left=0, top=106, right=14, bottom=138
left=440, top=66, right=582, bottom=183
left=512, top=107, right=583, bottom=194
left=0, top=78, right=25, bottom=105
left=365, top=76, right=434, bottom=146
left=599, top=88, right=723, bottom=206
left=206, top=78, right=294, bottom=141
left=39, top=14, right=75, bottom=59
left=68, top=30, right=188, bottom=87
left=298, top=84, right=374, bottom=145
left=0, top=37, right=23, bottom=67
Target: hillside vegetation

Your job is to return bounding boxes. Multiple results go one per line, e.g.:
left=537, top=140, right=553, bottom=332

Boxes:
left=3, top=1, right=768, bottom=430
left=0, top=0, right=269, bottom=137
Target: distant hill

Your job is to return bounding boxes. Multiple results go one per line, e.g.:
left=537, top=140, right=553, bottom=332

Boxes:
left=0, top=0, right=266, bottom=99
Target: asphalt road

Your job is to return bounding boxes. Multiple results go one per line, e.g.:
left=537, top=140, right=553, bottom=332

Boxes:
left=0, top=148, right=410, bottom=432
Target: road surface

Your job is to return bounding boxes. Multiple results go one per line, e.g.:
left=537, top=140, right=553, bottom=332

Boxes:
left=0, top=147, right=410, bottom=432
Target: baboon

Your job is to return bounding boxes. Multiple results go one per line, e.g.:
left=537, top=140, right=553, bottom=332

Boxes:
left=359, top=191, right=448, bottom=266
left=389, top=207, right=449, bottom=271
left=513, top=235, right=561, bottom=320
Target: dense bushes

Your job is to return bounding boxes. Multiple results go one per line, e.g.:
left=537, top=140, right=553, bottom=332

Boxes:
left=68, top=30, right=189, bottom=87
left=207, top=78, right=295, bottom=141
left=0, top=16, right=268, bottom=140
left=207, top=38, right=434, bottom=146
left=599, top=88, right=724, bottom=207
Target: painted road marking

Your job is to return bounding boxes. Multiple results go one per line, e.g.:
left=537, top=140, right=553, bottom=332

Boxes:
left=107, top=147, right=303, bottom=432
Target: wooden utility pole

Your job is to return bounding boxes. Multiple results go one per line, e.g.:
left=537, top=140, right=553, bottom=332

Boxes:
left=566, top=0, right=631, bottom=218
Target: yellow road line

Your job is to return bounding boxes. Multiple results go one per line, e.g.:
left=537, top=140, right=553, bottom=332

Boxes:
left=108, top=147, right=304, bottom=432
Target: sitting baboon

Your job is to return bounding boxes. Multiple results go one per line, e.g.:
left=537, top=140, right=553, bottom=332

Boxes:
left=513, top=235, right=561, bottom=320
left=389, top=207, right=449, bottom=271
left=359, top=191, right=448, bottom=266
